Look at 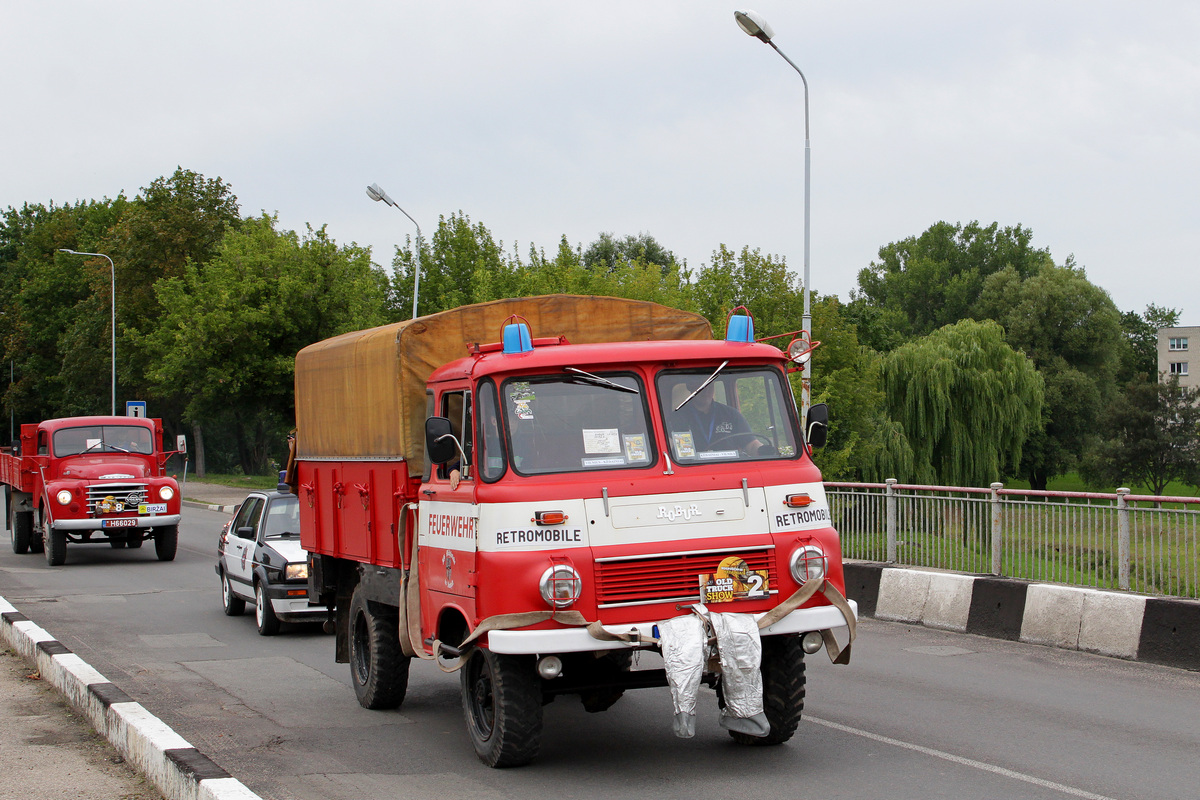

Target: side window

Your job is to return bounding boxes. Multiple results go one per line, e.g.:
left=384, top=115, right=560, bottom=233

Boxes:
left=37, top=432, right=48, bottom=456
left=438, top=390, right=472, bottom=480
left=234, top=498, right=263, bottom=539
left=478, top=381, right=506, bottom=481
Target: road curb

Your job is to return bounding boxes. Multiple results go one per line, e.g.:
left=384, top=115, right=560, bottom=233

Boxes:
left=844, top=561, right=1200, bottom=670
left=182, top=500, right=239, bottom=514
left=0, top=595, right=263, bottom=800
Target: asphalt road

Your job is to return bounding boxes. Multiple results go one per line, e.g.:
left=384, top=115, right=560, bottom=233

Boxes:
left=2, top=505, right=1199, bottom=800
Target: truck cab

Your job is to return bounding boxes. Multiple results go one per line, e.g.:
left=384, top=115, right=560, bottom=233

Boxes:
left=4, top=416, right=182, bottom=565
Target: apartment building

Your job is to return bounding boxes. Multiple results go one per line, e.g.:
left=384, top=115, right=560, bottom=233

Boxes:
left=1158, top=326, right=1199, bottom=389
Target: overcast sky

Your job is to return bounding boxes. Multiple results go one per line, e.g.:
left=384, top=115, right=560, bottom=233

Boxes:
left=4, top=1, right=1198, bottom=323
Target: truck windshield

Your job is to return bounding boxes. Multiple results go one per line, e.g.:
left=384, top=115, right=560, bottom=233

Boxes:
left=657, top=367, right=800, bottom=464
left=501, top=374, right=654, bottom=475
left=53, top=425, right=154, bottom=457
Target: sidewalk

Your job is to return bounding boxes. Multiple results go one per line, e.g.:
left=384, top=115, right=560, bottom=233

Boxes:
left=0, top=482, right=263, bottom=800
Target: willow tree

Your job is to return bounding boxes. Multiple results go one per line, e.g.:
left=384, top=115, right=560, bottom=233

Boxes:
left=882, top=319, right=1044, bottom=487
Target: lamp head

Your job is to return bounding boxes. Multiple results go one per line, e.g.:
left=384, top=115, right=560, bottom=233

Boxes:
left=366, top=183, right=393, bottom=205
left=734, top=10, right=775, bottom=43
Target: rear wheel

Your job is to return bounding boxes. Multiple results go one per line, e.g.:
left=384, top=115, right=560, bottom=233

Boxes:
left=126, top=532, right=144, bottom=549
left=255, top=581, right=281, bottom=636
left=461, top=649, right=543, bottom=767
left=154, top=525, right=177, bottom=561
left=221, top=570, right=246, bottom=616
left=728, top=635, right=806, bottom=746
left=110, top=535, right=127, bottom=549
left=348, top=585, right=408, bottom=709
left=42, top=513, right=66, bottom=567
left=9, top=503, right=29, bottom=555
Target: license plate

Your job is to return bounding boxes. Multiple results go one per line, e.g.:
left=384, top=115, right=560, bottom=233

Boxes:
left=102, top=518, right=139, bottom=528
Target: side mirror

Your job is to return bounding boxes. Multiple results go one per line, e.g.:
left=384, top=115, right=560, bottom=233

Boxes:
left=806, top=403, right=829, bottom=449
left=425, top=417, right=459, bottom=465
left=176, top=434, right=187, bottom=454
left=237, top=526, right=255, bottom=540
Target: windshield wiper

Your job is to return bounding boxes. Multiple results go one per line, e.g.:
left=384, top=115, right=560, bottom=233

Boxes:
left=563, top=367, right=638, bottom=394
left=675, top=360, right=729, bottom=411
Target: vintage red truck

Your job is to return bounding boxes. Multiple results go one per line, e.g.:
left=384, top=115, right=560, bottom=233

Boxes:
left=3, top=415, right=183, bottom=565
left=292, top=295, right=856, bottom=767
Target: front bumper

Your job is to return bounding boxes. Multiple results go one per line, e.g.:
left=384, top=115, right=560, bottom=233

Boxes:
left=52, top=514, right=182, bottom=531
left=486, top=599, right=858, bottom=655
left=264, top=582, right=327, bottom=621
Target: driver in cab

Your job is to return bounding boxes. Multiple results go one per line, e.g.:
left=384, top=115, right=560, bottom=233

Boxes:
left=674, top=381, right=763, bottom=457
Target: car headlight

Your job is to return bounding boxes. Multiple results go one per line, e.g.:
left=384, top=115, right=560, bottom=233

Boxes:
left=159, top=486, right=175, bottom=501
left=539, top=564, right=582, bottom=609
left=285, top=563, right=308, bottom=581
left=56, top=490, right=72, bottom=505
left=789, top=544, right=827, bottom=584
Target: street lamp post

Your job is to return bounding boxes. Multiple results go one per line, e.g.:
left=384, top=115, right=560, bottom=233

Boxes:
left=366, top=183, right=423, bottom=319
left=734, top=9, right=813, bottom=418
left=59, top=249, right=116, bottom=415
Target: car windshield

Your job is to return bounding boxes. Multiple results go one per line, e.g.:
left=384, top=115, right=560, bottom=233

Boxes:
left=53, top=425, right=154, bottom=457
left=501, top=374, right=654, bottom=475
left=262, top=495, right=300, bottom=538
left=657, top=367, right=800, bottom=464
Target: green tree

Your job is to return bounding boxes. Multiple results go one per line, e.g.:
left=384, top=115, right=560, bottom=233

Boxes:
left=692, top=244, right=804, bottom=339
left=852, top=220, right=1054, bottom=347
left=1081, top=375, right=1200, bottom=495
left=582, top=232, right=676, bottom=273
left=1117, top=304, right=1180, bottom=383
left=139, top=215, right=388, bottom=473
left=881, top=319, right=1044, bottom=487
left=976, top=262, right=1124, bottom=489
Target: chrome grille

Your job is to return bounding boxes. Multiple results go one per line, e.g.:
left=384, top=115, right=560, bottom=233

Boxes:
left=86, top=483, right=148, bottom=514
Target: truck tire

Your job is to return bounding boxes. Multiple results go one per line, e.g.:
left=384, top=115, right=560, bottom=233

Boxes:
left=43, top=518, right=67, bottom=567
left=154, top=525, right=178, bottom=561
left=127, top=532, right=144, bottom=549
left=27, top=515, right=43, bottom=554
left=348, top=586, right=409, bottom=710
left=728, top=634, right=806, bottom=746
left=10, top=508, right=30, bottom=554
left=110, top=535, right=128, bottom=549
left=461, top=649, right=543, bottom=767
left=221, top=570, right=246, bottom=616
left=254, top=580, right=281, bottom=636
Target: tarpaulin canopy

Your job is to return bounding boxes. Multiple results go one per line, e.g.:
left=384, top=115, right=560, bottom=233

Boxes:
left=294, top=295, right=712, bottom=475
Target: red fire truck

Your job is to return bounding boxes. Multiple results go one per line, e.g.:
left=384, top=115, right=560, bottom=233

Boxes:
left=2, top=416, right=183, bottom=565
left=293, top=295, right=856, bottom=767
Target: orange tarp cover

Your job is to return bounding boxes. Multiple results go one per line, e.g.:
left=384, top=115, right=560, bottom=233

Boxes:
left=294, top=295, right=712, bottom=475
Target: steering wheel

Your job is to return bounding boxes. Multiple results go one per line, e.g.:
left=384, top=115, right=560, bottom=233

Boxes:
left=709, top=432, right=776, bottom=456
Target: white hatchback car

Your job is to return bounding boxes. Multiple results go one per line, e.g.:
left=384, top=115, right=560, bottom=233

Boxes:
left=215, top=485, right=326, bottom=635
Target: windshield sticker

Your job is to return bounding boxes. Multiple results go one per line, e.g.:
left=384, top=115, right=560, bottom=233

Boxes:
left=623, top=433, right=648, bottom=462
left=582, top=428, right=621, bottom=454
left=510, top=382, right=535, bottom=419
left=86, top=438, right=102, bottom=450
left=672, top=431, right=695, bottom=458
left=698, top=450, right=740, bottom=460
left=582, top=456, right=625, bottom=468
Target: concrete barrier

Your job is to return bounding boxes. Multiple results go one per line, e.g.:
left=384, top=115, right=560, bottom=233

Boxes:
left=843, top=561, right=1200, bottom=671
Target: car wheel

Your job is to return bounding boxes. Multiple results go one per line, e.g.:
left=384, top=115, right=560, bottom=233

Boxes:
left=42, top=512, right=66, bottom=567
left=255, top=580, right=280, bottom=636
left=728, top=634, right=806, bottom=746
left=154, top=525, right=178, bottom=561
left=221, top=570, right=245, bottom=616
left=8, top=489, right=30, bottom=554
left=461, top=648, right=543, bottom=767
left=127, top=532, right=144, bottom=549
left=348, top=584, right=409, bottom=709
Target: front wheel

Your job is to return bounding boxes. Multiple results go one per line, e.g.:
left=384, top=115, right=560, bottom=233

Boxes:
left=255, top=581, right=281, bottom=636
left=43, top=515, right=66, bottom=567
left=461, top=649, right=543, bottom=768
left=728, top=635, right=806, bottom=746
left=154, top=526, right=178, bottom=561
left=348, top=585, right=408, bottom=709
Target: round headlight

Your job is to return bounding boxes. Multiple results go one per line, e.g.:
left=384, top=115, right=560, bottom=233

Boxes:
left=539, top=564, right=582, bottom=609
left=789, top=544, right=827, bottom=584
left=159, top=486, right=175, bottom=501
left=56, top=490, right=72, bottom=505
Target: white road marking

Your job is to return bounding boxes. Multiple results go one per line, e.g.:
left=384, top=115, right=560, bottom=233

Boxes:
left=807, top=716, right=1119, bottom=800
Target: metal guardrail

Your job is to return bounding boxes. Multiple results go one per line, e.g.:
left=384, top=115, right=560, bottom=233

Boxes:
left=827, top=480, right=1200, bottom=600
